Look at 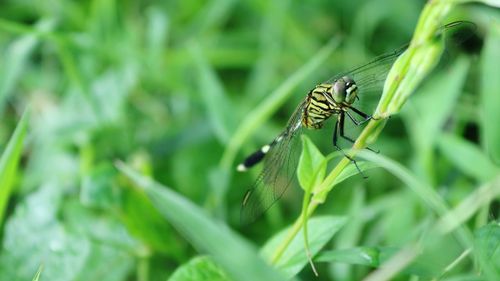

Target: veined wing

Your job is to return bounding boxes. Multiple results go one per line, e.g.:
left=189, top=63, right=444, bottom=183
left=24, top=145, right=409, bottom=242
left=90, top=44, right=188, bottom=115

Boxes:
left=328, top=46, right=407, bottom=98
left=240, top=101, right=306, bottom=225
left=324, top=21, right=474, bottom=106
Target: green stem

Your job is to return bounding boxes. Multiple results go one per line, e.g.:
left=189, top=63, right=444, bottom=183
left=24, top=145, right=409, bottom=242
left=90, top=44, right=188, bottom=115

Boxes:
left=271, top=200, right=319, bottom=264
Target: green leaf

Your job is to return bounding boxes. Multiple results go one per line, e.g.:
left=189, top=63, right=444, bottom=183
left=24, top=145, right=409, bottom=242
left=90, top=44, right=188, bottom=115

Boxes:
left=481, top=23, right=500, bottom=163
left=316, top=244, right=461, bottom=277
left=312, top=154, right=378, bottom=203
left=169, top=256, right=232, bottom=281
left=329, top=186, right=366, bottom=280
left=471, top=0, right=500, bottom=8
left=0, top=184, right=134, bottom=281
left=0, top=109, right=29, bottom=225
left=80, top=163, right=119, bottom=209
left=438, top=134, right=498, bottom=182
left=297, top=135, right=326, bottom=192
left=119, top=183, right=183, bottom=257
left=316, top=246, right=389, bottom=267
left=474, top=222, right=500, bottom=275
left=261, top=216, right=346, bottom=278
left=404, top=57, right=469, bottom=147
left=116, top=162, right=286, bottom=281
left=189, top=42, right=236, bottom=144
left=333, top=161, right=379, bottom=186
left=32, top=265, right=43, bottom=281
left=0, top=19, right=54, bottom=110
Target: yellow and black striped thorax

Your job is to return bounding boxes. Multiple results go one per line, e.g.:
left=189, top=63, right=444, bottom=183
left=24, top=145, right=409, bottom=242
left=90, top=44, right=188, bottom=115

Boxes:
left=302, top=83, right=341, bottom=129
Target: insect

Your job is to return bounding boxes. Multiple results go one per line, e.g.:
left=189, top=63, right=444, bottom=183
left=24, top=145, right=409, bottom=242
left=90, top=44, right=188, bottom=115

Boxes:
left=237, top=21, right=473, bottom=224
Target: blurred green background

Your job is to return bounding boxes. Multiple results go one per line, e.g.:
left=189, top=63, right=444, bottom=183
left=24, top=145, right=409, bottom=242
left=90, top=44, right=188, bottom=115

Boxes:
left=0, top=0, right=499, bottom=280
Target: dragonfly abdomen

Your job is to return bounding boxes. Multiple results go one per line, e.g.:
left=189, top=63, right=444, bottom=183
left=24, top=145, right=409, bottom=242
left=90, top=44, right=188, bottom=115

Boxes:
left=237, top=144, right=271, bottom=172
left=237, top=133, right=288, bottom=172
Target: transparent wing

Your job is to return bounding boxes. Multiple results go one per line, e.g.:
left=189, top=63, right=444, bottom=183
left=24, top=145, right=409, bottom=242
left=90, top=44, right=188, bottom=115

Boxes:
left=327, top=20, right=473, bottom=112
left=330, top=46, right=406, bottom=91
left=240, top=101, right=305, bottom=225
left=330, top=45, right=407, bottom=115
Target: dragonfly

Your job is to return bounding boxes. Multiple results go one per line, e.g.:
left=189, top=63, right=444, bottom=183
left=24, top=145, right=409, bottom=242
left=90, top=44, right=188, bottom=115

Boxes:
left=237, top=21, right=473, bottom=224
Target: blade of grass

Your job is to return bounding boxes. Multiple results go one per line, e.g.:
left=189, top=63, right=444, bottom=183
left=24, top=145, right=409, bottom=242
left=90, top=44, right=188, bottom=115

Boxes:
left=0, top=19, right=54, bottom=112
left=189, top=42, right=236, bottom=144
left=0, top=109, right=29, bottom=225
left=116, top=161, right=287, bottom=281
left=480, top=22, right=500, bottom=163
left=32, top=265, right=43, bottom=281
left=438, top=133, right=499, bottom=182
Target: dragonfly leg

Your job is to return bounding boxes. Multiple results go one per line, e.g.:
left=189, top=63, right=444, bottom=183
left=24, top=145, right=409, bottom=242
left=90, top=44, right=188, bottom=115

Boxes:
left=334, top=113, right=367, bottom=179
left=349, top=106, right=380, bottom=121
left=344, top=110, right=380, bottom=154
left=346, top=107, right=372, bottom=125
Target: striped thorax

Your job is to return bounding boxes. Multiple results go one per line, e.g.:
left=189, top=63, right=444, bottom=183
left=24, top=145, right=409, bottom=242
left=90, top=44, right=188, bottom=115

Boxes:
left=302, top=76, right=358, bottom=129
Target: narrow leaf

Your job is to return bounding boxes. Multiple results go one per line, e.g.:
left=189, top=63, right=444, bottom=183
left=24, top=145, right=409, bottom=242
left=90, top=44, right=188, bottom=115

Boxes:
left=404, top=58, right=470, bottom=151
left=189, top=42, right=236, bottom=144
left=474, top=222, right=500, bottom=275
left=116, top=162, right=286, bottom=281
left=0, top=109, right=29, bottom=224
left=316, top=246, right=456, bottom=277
left=333, top=161, right=378, bottom=187
left=438, top=133, right=498, bottom=182
left=32, top=265, right=43, bottom=281
left=481, top=23, right=500, bottom=163
left=0, top=20, right=54, bottom=110
left=316, top=247, right=388, bottom=266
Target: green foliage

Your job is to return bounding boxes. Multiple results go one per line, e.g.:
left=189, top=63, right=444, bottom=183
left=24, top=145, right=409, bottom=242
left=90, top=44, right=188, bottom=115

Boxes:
left=117, top=162, right=286, bottom=281
left=438, top=134, right=498, bottom=181
left=169, top=256, right=231, bottom=281
left=480, top=22, right=500, bottom=163
left=0, top=0, right=499, bottom=280
left=0, top=109, right=28, bottom=224
left=32, top=265, right=43, bottom=281
left=474, top=222, right=500, bottom=275
left=261, top=216, right=346, bottom=278
left=298, top=135, right=327, bottom=193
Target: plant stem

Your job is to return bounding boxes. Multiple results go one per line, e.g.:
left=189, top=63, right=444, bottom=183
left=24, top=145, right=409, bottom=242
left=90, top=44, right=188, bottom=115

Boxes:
left=270, top=122, right=375, bottom=264
left=271, top=199, right=318, bottom=264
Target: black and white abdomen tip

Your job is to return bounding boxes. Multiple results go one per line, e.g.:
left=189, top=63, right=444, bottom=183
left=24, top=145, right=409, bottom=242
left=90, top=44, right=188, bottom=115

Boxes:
left=237, top=144, right=271, bottom=172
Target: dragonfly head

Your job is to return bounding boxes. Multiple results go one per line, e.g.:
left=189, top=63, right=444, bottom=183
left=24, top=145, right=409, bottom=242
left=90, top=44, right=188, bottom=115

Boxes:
left=332, top=76, right=358, bottom=104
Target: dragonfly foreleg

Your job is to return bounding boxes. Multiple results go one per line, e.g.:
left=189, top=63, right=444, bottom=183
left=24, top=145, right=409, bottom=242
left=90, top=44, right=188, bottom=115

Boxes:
left=333, top=113, right=367, bottom=179
left=344, top=110, right=379, bottom=154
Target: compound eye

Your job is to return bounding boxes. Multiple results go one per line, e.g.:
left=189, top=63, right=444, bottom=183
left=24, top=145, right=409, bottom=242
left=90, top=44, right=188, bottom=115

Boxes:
left=343, top=76, right=358, bottom=104
left=343, top=76, right=354, bottom=86
left=332, top=80, right=346, bottom=103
